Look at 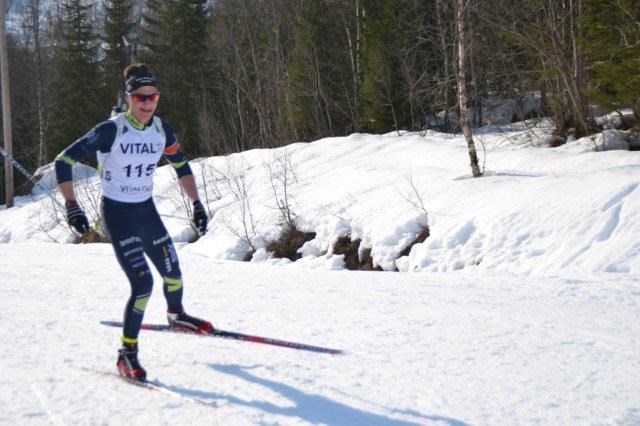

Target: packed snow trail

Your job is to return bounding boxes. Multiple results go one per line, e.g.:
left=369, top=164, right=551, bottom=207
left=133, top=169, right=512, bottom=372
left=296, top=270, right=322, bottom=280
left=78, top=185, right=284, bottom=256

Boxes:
left=0, top=244, right=638, bottom=425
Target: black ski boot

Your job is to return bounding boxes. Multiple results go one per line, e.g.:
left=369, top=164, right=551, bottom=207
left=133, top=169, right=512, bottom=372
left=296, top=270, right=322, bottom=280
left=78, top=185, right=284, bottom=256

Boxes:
left=167, top=311, right=213, bottom=334
left=117, top=342, right=146, bottom=380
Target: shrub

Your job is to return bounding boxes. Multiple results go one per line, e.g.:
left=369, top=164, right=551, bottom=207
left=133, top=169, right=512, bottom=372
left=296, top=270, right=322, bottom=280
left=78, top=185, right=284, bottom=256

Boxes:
left=266, top=226, right=316, bottom=261
left=359, top=247, right=380, bottom=271
left=243, top=249, right=256, bottom=262
left=333, top=234, right=381, bottom=271
left=75, top=228, right=107, bottom=244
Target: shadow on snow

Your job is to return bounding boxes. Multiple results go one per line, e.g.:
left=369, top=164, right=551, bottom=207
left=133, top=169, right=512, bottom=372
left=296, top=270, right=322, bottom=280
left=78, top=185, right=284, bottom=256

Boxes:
left=166, top=363, right=469, bottom=426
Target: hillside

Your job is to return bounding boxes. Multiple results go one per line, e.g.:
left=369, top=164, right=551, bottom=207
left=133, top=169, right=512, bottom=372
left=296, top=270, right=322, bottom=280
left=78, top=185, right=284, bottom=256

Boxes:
left=1, top=122, right=638, bottom=276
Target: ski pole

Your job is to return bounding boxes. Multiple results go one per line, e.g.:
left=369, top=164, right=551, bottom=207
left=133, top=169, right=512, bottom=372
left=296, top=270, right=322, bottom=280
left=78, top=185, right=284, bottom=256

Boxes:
left=0, top=145, right=65, bottom=209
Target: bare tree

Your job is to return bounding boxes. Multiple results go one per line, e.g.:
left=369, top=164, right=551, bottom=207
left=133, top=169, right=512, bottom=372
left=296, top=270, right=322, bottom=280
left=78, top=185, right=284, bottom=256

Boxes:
left=264, top=149, right=299, bottom=230
left=167, top=170, right=200, bottom=239
left=219, top=157, right=266, bottom=251
left=481, top=0, right=592, bottom=139
left=397, top=167, right=430, bottom=223
left=36, top=196, right=65, bottom=243
left=455, top=0, right=482, bottom=177
left=340, top=0, right=364, bottom=131
left=197, top=160, right=222, bottom=219
left=21, top=0, right=53, bottom=166
left=435, top=0, right=456, bottom=133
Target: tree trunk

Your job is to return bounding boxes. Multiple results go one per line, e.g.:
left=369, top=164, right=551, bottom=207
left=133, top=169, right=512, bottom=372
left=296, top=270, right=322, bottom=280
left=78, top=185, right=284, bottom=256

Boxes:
left=32, top=0, right=48, bottom=165
left=36, top=77, right=47, bottom=165
left=435, top=0, right=452, bottom=132
left=569, top=0, right=590, bottom=136
left=456, top=0, right=482, bottom=177
left=0, top=0, right=14, bottom=206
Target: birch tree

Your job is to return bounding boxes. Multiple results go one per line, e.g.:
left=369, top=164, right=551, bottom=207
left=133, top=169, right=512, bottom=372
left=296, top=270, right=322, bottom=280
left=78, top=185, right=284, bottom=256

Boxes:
left=455, top=0, right=482, bottom=177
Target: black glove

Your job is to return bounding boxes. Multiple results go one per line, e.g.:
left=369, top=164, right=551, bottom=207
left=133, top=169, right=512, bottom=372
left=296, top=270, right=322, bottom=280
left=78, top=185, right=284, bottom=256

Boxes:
left=65, top=200, right=90, bottom=235
left=193, top=200, right=208, bottom=235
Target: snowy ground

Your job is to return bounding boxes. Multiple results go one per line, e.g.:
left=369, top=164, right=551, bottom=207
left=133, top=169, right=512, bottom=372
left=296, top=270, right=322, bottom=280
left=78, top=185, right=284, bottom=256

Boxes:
left=0, top=244, right=639, bottom=425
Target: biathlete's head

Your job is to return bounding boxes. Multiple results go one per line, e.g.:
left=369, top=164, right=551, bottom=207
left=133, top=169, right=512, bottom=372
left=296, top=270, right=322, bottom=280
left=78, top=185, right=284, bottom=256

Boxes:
left=123, top=63, right=160, bottom=125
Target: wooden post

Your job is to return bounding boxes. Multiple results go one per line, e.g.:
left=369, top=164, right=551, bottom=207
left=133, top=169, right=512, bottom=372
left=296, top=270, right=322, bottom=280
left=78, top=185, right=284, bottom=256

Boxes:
left=0, top=0, right=13, bottom=207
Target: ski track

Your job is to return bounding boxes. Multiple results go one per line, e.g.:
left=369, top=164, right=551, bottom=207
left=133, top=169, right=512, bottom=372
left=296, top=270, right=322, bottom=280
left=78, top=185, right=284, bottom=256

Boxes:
left=0, top=244, right=639, bottom=425
left=29, top=382, right=68, bottom=426
left=601, top=183, right=638, bottom=212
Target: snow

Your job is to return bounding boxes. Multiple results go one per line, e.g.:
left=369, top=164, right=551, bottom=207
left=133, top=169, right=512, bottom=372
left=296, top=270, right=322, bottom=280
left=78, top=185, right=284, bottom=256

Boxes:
left=0, top=122, right=639, bottom=423
left=427, top=93, right=542, bottom=130
left=4, top=121, right=638, bottom=276
left=1, top=244, right=639, bottom=424
left=594, top=109, right=636, bottom=130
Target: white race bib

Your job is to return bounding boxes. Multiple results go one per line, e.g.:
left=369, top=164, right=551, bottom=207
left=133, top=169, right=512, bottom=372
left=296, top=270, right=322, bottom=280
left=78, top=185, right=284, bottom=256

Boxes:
left=97, top=114, right=166, bottom=202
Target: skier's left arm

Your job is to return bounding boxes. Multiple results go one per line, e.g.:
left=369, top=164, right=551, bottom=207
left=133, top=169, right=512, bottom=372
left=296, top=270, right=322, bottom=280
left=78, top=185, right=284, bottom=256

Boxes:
left=162, top=121, right=208, bottom=234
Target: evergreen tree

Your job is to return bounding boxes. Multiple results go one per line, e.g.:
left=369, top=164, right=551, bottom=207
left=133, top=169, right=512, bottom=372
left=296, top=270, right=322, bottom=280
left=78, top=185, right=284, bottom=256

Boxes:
left=50, top=0, right=105, bottom=158
left=141, top=0, right=208, bottom=153
left=102, top=0, right=137, bottom=106
left=584, top=0, right=640, bottom=120
left=287, top=0, right=359, bottom=140
left=202, top=0, right=299, bottom=154
left=361, top=0, right=411, bottom=133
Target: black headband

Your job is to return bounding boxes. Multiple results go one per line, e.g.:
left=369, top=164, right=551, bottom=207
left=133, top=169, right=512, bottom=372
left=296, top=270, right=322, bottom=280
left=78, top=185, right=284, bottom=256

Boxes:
left=125, top=74, right=158, bottom=93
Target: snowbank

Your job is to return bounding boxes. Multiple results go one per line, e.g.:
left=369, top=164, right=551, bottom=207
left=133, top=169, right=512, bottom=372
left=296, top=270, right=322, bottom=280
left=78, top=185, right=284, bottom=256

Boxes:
left=1, top=122, right=638, bottom=276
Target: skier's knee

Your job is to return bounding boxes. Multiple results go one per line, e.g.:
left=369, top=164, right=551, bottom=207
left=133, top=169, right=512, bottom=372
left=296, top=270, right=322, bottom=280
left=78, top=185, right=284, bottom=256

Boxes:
left=163, top=276, right=183, bottom=293
left=131, top=290, right=151, bottom=315
left=131, top=273, right=153, bottom=314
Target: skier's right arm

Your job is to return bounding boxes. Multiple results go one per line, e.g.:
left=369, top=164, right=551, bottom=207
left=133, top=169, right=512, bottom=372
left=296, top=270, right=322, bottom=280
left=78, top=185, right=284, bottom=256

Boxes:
left=54, top=121, right=116, bottom=198
left=55, top=121, right=116, bottom=234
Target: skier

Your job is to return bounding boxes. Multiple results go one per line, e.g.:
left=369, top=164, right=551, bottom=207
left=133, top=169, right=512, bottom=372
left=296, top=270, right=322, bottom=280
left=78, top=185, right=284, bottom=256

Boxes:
left=55, top=63, right=212, bottom=380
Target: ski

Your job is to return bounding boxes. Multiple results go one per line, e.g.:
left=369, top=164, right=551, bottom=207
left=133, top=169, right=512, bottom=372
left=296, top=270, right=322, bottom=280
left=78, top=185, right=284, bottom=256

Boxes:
left=100, top=320, right=345, bottom=355
left=81, top=367, right=218, bottom=407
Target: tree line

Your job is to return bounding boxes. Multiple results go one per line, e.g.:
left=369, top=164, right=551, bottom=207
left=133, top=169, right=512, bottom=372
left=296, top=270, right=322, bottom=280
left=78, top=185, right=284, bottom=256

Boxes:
left=1, top=0, right=638, bottom=202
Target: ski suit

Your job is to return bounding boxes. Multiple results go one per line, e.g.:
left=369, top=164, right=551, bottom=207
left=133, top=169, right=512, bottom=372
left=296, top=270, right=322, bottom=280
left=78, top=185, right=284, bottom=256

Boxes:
left=55, top=112, right=193, bottom=342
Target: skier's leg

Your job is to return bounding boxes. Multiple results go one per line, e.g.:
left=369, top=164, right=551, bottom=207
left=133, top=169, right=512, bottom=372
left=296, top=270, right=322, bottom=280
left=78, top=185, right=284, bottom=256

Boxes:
left=137, top=202, right=183, bottom=314
left=138, top=200, right=213, bottom=333
left=101, top=198, right=154, bottom=343
left=116, top=238, right=154, bottom=342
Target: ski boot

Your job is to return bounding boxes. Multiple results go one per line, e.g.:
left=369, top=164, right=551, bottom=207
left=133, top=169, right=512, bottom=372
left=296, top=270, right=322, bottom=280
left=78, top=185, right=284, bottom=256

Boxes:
left=116, top=342, right=146, bottom=380
left=167, top=310, right=214, bottom=334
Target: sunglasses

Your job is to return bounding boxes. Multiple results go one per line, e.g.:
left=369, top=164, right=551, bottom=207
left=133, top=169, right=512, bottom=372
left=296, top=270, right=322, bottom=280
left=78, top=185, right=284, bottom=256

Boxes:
left=127, top=92, right=160, bottom=103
